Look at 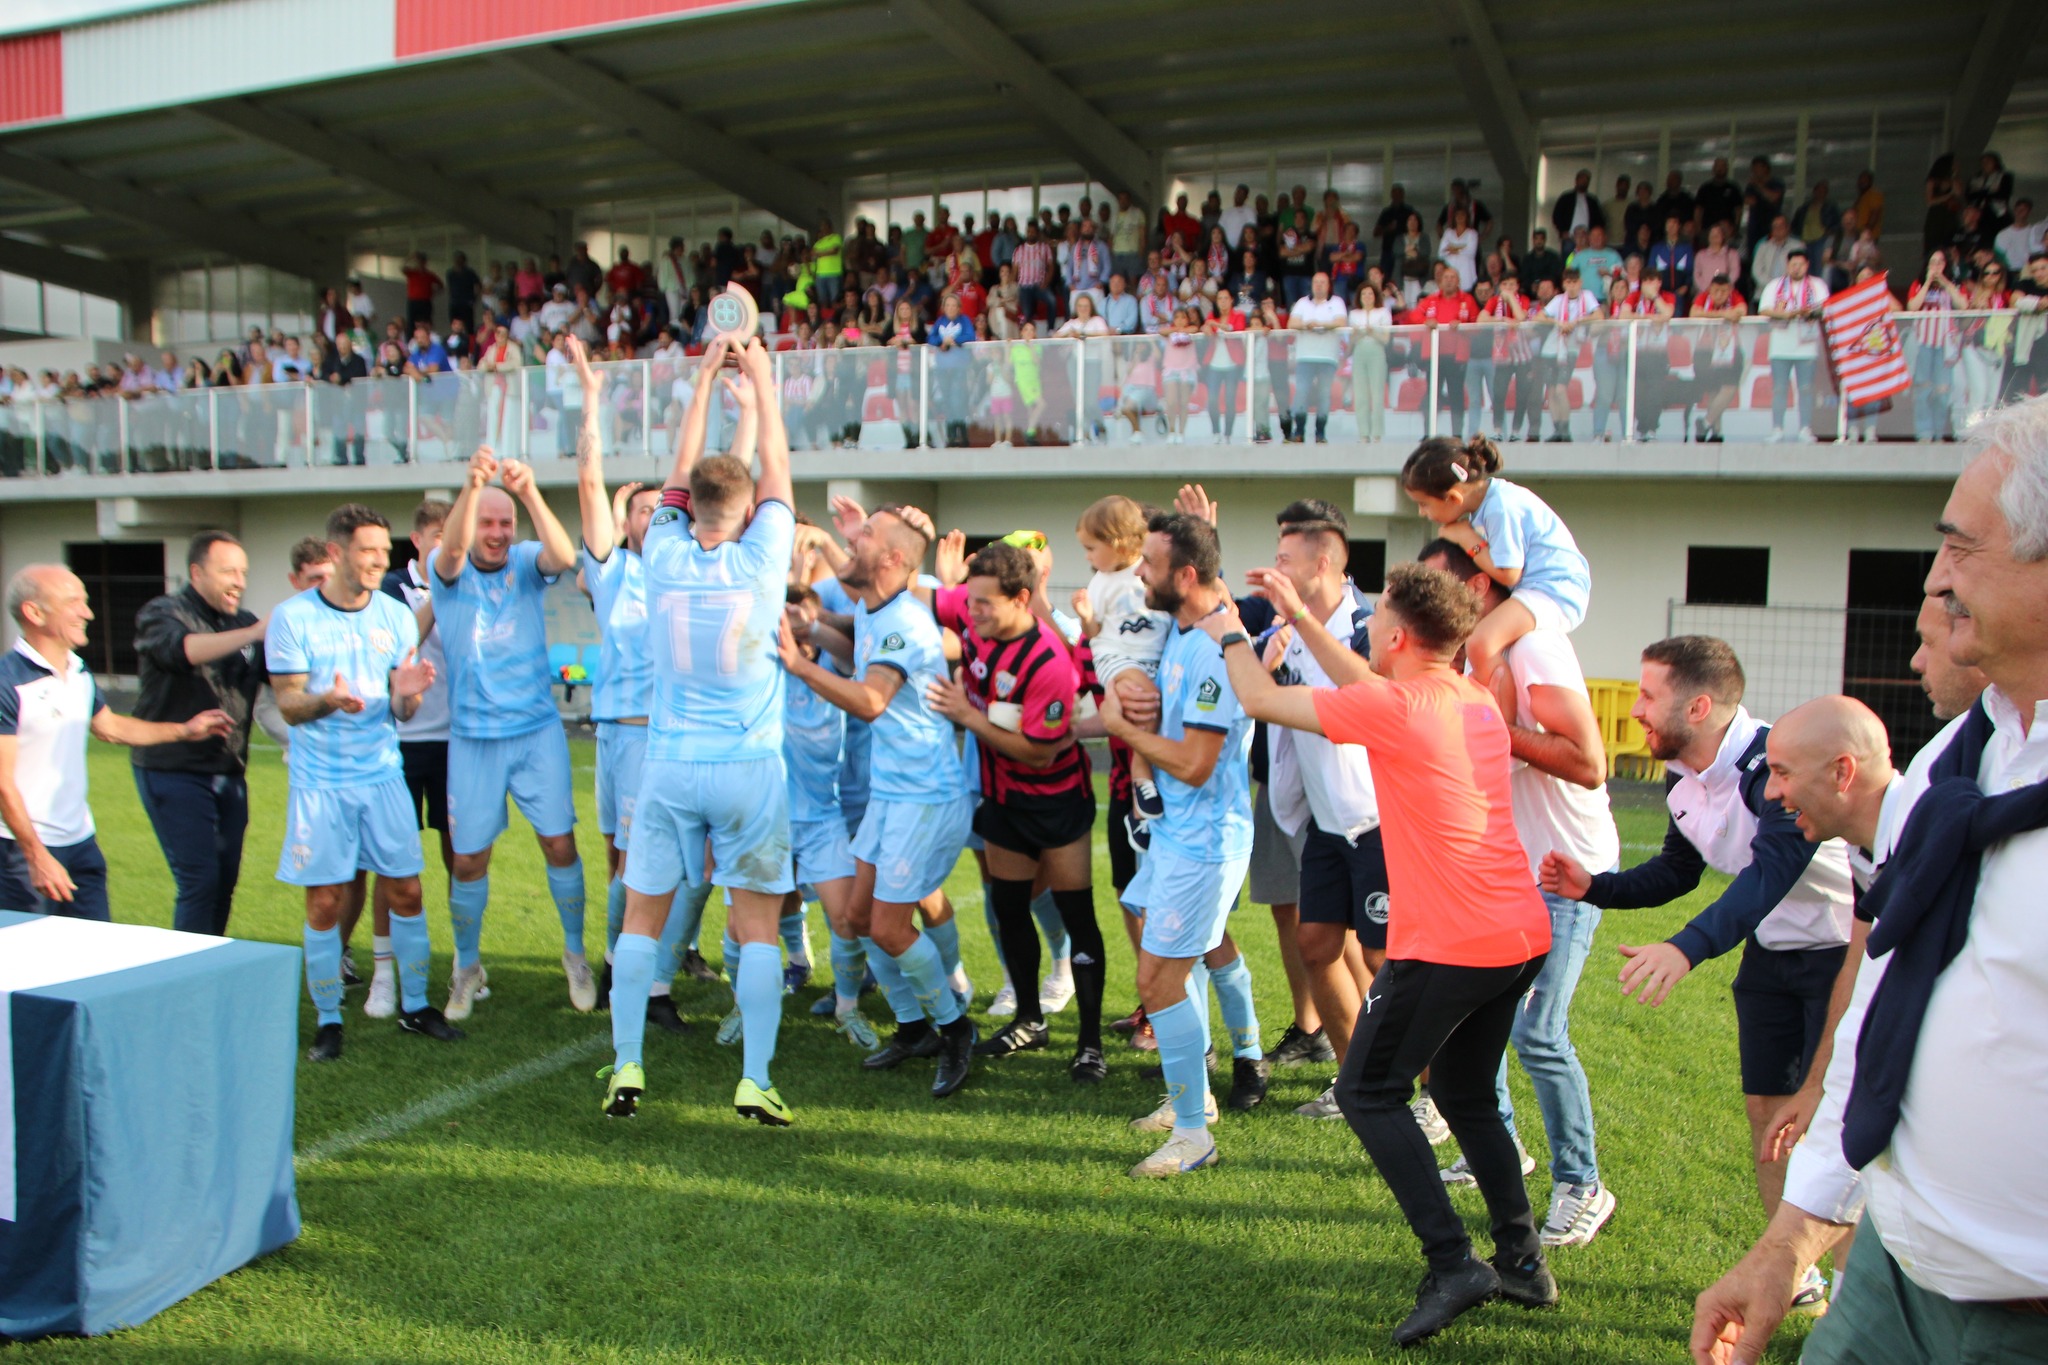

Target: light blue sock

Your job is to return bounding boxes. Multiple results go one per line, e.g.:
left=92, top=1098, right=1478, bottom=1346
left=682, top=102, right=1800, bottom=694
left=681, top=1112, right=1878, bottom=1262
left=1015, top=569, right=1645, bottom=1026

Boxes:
left=609, top=933, right=657, bottom=1069
left=674, top=879, right=712, bottom=954
left=779, top=910, right=809, bottom=966
left=893, top=933, right=962, bottom=1026
left=1151, top=995, right=1211, bottom=1130
left=448, top=876, right=488, bottom=970
left=652, top=893, right=688, bottom=987
left=722, top=931, right=741, bottom=987
left=925, top=916, right=962, bottom=978
left=304, top=923, right=344, bottom=1027
left=831, top=933, right=866, bottom=1009
left=605, top=875, right=627, bottom=957
left=547, top=860, right=586, bottom=955
left=389, top=910, right=430, bottom=1014
left=1211, top=956, right=1261, bottom=1059
left=861, top=936, right=923, bottom=1023
left=1029, top=888, right=1070, bottom=962
left=737, top=941, right=783, bottom=1088
left=982, top=881, right=1005, bottom=971
left=1188, top=959, right=1213, bottom=1055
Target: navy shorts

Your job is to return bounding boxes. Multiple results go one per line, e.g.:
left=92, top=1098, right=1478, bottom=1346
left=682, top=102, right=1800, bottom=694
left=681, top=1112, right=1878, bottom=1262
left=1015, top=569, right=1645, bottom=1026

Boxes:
left=1731, top=939, right=1849, bottom=1096
left=1297, top=824, right=1391, bottom=949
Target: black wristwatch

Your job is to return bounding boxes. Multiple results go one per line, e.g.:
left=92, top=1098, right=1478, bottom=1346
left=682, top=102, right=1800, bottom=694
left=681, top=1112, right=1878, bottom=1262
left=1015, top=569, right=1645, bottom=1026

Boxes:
left=1218, top=630, right=1251, bottom=651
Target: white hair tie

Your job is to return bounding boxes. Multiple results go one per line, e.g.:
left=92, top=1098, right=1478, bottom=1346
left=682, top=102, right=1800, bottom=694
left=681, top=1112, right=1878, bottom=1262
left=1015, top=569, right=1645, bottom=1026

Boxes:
left=1450, top=462, right=1468, bottom=481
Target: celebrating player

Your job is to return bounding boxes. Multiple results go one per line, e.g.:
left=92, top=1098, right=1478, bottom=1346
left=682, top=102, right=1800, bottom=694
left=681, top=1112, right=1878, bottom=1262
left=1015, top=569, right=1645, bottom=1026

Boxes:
left=269, top=503, right=457, bottom=1061
left=431, top=443, right=590, bottom=1020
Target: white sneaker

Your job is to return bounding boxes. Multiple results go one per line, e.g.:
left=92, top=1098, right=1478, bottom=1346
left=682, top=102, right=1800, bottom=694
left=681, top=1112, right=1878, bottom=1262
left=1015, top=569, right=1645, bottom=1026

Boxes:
left=563, top=953, right=598, bottom=1012
left=1039, top=964, right=1075, bottom=1015
left=715, top=1004, right=743, bottom=1046
left=1441, top=1136, right=1536, bottom=1186
left=1797, top=426, right=1817, bottom=443
left=1130, top=1090, right=1218, bottom=1133
left=987, top=980, right=1019, bottom=1019
left=445, top=962, right=487, bottom=1022
left=1295, top=1084, right=1344, bottom=1119
left=362, top=965, right=398, bottom=1019
left=1540, top=1179, right=1617, bottom=1247
left=1129, top=1131, right=1220, bottom=1178
left=1790, top=1264, right=1829, bottom=1314
left=1412, top=1092, right=1452, bottom=1145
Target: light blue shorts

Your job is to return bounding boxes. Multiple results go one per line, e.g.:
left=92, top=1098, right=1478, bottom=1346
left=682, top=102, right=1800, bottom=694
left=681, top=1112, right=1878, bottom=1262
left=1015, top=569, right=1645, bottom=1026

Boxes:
left=448, top=726, right=577, bottom=856
left=626, top=755, right=793, bottom=897
left=1121, top=848, right=1250, bottom=959
left=278, top=778, right=425, bottom=887
left=852, top=795, right=972, bottom=905
left=595, top=721, right=648, bottom=846
left=792, top=816, right=857, bottom=887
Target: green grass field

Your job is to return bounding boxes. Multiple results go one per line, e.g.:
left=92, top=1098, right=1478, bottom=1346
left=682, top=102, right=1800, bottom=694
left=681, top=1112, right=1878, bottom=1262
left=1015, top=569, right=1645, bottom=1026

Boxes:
left=18, top=738, right=1816, bottom=1363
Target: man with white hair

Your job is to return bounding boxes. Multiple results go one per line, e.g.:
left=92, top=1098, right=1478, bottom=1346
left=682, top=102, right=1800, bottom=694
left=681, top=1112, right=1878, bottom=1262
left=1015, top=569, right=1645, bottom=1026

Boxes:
left=1692, top=396, right=2048, bottom=1365
left=1, top=565, right=230, bottom=919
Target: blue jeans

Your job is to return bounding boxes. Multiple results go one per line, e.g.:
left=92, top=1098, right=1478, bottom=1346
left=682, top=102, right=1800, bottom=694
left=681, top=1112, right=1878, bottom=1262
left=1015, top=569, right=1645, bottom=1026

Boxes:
left=1909, top=340, right=1952, bottom=440
left=0, top=835, right=110, bottom=920
left=134, top=768, right=248, bottom=935
left=1770, top=357, right=1816, bottom=432
left=1493, top=889, right=1604, bottom=1185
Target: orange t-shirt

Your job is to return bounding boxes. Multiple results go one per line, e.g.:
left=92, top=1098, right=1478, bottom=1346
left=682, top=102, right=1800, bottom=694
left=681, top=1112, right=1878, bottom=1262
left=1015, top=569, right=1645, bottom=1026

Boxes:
left=1311, top=671, right=1550, bottom=967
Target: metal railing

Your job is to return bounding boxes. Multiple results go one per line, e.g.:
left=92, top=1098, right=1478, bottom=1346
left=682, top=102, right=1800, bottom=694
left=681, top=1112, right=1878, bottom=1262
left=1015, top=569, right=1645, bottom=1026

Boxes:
left=2, top=311, right=2040, bottom=477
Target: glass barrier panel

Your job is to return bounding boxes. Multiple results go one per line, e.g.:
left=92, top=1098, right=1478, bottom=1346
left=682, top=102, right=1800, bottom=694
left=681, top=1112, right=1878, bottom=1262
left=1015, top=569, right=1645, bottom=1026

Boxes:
left=124, top=391, right=213, bottom=472
left=0, top=400, right=37, bottom=477
left=456, top=367, right=526, bottom=460
left=212, top=382, right=303, bottom=469
left=778, top=344, right=890, bottom=452
left=43, top=396, right=123, bottom=475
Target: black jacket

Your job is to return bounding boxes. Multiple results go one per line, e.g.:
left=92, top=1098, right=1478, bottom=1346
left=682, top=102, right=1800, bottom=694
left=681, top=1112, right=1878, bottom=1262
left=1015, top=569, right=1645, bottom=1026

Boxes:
left=131, top=585, right=265, bottom=773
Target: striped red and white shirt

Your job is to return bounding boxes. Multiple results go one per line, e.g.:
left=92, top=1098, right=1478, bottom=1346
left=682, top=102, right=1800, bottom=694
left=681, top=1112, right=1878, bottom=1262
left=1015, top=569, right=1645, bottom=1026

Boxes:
left=1013, top=241, right=1054, bottom=289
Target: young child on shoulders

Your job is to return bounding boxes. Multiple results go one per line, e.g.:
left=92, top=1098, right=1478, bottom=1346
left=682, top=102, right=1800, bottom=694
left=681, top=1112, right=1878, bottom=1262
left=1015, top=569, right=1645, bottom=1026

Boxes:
left=1070, top=495, right=1172, bottom=850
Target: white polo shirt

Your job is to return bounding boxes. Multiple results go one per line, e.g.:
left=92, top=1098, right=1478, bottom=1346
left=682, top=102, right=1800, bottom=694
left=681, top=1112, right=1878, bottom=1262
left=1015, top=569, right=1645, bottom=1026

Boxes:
left=1268, top=586, right=1380, bottom=841
left=0, top=638, right=107, bottom=847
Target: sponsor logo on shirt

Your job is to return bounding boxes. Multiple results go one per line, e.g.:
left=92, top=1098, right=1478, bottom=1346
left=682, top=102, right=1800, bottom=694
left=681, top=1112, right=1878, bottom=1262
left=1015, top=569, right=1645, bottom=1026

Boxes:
left=652, top=507, right=680, bottom=526
left=994, top=670, right=1017, bottom=700
left=1195, top=677, right=1222, bottom=711
left=1045, top=699, right=1065, bottom=724
left=879, top=632, right=906, bottom=653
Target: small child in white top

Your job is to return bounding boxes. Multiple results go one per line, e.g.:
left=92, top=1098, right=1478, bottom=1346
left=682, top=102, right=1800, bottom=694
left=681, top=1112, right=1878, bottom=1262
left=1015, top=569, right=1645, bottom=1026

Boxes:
left=1070, top=495, right=1172, bottom=845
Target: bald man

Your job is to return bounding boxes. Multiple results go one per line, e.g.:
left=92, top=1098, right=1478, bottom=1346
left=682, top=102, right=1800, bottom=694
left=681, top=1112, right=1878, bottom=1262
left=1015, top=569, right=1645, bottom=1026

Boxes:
left=431, top=446, right=588, bottom=1020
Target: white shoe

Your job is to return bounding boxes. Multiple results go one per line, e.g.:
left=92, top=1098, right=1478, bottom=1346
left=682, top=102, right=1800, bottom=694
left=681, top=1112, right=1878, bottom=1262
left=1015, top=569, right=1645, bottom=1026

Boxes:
left=1790, top=1264, right=1830, bottom=1315
left=1412, top=1092, right=1452, bottom=1145
left=715, top=1005, right=743, bottom=1046
left=1130, top=1090, right=1218, bottom=1133
left=1770, top=428, right=1788, bottom=443
left=1129, top=1131, right=1219, bottom=1178
left=1039, top=964, right=1074, bottom=1015
left=564, top=953, right=598, bottom=1012
left=362, top=965, right=398, bottom=1019
left=987, top=980, right=1019, bottom=1019
left=1295, top=1084, right=1343, bottom=1119
left=1797, top=426, right=1817, bottom=443
left=445, top=962, right=487, bottom=1022
left=1540, top=1180, right=1617, bottom=1247
left=1441, top=1136, right=1536, bottom=1186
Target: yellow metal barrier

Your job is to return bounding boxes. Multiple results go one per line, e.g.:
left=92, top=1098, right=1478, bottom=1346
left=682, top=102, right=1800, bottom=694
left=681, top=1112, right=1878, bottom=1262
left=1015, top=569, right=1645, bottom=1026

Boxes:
left=1586, top=677, right=1665, bottom=782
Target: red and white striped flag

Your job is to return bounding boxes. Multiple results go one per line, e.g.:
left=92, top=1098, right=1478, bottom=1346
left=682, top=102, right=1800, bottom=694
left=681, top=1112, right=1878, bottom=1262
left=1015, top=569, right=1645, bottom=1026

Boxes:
left=1822, top=272, right=1909, bottom=406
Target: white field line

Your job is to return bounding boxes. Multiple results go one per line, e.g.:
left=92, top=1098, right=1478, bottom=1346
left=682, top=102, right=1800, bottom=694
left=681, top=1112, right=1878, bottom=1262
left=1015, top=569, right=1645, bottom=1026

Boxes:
left=296, top=1033, right=607, bottom=1168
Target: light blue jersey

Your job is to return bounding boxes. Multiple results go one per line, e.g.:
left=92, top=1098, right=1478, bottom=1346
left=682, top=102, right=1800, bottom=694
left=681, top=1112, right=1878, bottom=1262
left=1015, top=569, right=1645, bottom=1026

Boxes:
left=264, top=587, right=419, bottom=789
left=582, top=543, right=651, bottom=721
left=813, top=575, right=871, bottom=814
left=643, top=497, right=795, bottom=763
left=783, top=676, right=846, bottom=824
left=853, top=588, right=961, bottom=803
left=431, top=539, right=561, bottom=739
left=1151, top=617, right=1253, bottom=863
left=1470, top=477, right=1591, bottom=623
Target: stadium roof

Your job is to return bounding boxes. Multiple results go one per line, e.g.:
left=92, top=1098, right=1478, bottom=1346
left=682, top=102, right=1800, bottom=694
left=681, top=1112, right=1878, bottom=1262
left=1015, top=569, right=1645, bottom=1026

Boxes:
left=2, top=0, right=2045, bottom=292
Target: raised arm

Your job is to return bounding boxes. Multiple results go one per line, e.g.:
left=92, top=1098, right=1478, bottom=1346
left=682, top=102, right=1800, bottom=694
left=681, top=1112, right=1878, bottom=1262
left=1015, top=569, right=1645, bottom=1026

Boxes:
left=567, top=336, right=616, bottom=559
left=500, top=458, right=576, bottom=576
left=732, top=338, right=791, bottom=508
left=666, top=337, right=729, bottom=491
left=1244, top=567, right=1374, bottom=686
left=1196, top=604, right=1332, bottom=735
left=436, top=447, right=498, bottom=583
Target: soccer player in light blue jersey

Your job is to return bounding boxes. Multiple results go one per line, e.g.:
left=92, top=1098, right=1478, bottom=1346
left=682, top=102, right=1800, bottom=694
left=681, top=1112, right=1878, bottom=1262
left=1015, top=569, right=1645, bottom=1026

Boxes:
left=1099, top=511, right=1258, bottom=1178
left=269, top=503, right=459, bottom=1062
left=431, top=445, right=589, bottom=1021
left=565, top=336, right=691, bottom=1040
left=778, top=503, right=980, bottom=1099
left=603, top=337, right=799, bottom=1127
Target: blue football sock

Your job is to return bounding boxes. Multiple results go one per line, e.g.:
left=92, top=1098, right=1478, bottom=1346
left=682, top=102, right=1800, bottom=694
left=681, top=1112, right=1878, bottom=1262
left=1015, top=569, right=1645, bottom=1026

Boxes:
left=830, top=933, right=866, bottom=1008
left=609, top=933, right=657, bottom=1069
left=1150, top=995, right=1211, bottom=1130
left=304, top=923, right=344, bottom=1027
left=924, top=916, right=962, bottom=979
left=605, top=875, right=627, bottom=958
left=546, top=861, right=586, bottom=956
left=736, top=942, right=783, bottom=1088
left=982, top=881, right=1005, bottom=972
left=722, top=930, right=741, bottom=990
left=389, top=910, right=430, bottom=1014
left=1211, top=955, right=1261, bottom=1059
left=674, top=879, right=712, bottom=954
left=860, top=936, right=923, bottom=1023
left=448, top=876, right=488, bottom=971
left=892, top=933, right=961, bottom=1026
left=1030, top=887, right=1070, bottom=963
left=651, top=892, right=688, bottom=990
left=1187, top=959, right=1213, bottom=1056
left=779, top=910, right=809, bottom=966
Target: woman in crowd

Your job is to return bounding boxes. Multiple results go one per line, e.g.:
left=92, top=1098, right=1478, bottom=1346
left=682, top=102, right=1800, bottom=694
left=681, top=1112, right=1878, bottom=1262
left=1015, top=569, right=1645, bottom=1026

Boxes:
left=1202, top=288, right=1247, bottom=444
left=1349, top=280, right=1394, bottom=442
left=1053, top=292, right=1112, bottom=442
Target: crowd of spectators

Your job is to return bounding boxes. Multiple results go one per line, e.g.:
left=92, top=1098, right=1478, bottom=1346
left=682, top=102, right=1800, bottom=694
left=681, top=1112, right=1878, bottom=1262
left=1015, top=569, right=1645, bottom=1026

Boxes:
left=3, top=150, right=2046, bottom=468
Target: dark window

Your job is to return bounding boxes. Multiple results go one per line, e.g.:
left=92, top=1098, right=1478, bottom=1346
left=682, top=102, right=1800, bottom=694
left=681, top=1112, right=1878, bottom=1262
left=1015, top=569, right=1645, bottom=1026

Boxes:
left=1344, top=539, right=1387, bottom=591
left=65, top=540, right=166, bottom=677
left=1843, top=548, right=1939, bottom=762
left=1686, top=546, right=1769, bottom=607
